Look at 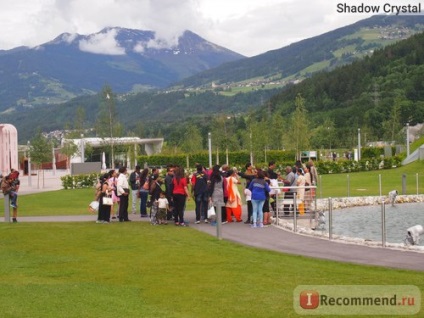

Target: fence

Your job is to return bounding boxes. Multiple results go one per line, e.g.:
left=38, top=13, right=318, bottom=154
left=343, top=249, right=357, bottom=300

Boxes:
left=270, top=182, right=424, bottom=249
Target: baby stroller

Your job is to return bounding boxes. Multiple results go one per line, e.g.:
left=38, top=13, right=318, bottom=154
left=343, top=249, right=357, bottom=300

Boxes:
left=149, top=200, right=159, bottom=225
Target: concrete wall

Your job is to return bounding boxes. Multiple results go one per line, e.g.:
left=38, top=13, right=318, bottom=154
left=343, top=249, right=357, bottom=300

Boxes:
left=71, top=162, right=102, bottom=175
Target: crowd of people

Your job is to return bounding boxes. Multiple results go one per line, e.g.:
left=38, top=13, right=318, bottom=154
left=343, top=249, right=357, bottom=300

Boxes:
left=92, top=160, right=319, bottom=228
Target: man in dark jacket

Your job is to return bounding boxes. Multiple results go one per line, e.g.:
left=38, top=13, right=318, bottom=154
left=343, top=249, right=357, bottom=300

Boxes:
left=191, top=164, right=209, bottom=223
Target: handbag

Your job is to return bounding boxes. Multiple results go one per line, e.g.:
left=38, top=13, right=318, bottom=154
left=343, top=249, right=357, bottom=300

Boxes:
left=207, top=205, right=216, bottom=218
left=88, top=201, right=99, bottom=213
left=103, top=196, right=113, bottom=206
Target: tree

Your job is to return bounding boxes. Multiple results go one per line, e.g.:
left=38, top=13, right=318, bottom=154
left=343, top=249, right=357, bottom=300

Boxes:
left=30, top=132, right=52, bottom=188
left=285, top=94, right=310, bottom=159
left=181, top=123, right=203, bottom=153
left=60, top=140, right=78, bottom=171
left=382, top=97, right=402, bottom=142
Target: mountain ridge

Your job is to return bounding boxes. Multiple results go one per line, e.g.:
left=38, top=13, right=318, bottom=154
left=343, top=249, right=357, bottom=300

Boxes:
left=0, top=27, right=244, bottom=112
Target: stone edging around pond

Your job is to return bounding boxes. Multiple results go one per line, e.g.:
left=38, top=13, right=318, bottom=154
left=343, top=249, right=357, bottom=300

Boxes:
left=273, top=195, right=424, bottom=253
left=314, top=194, right=424, bottom=210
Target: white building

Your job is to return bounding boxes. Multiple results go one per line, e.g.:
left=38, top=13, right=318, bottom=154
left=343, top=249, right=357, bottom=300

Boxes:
left=64, top=137, right=164, bottom=169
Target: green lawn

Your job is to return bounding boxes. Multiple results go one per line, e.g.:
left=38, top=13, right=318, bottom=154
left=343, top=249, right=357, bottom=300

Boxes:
left=318, top=160, right=424, bottom=198
left=0, top=222, right=422, bottom=317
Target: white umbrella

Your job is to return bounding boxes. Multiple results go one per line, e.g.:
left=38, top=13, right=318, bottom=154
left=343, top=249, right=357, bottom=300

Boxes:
left=102, top=152, right=106, bottom=170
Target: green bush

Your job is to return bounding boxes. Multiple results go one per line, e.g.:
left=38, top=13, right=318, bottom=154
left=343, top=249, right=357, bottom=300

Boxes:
left=61, top=173, right=99, bottom=189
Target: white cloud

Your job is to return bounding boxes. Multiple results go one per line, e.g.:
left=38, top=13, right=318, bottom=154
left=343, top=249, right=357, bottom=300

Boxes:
left=0, top=0, right=422, bottom=56
left=79, top=29, right=125, bottom=55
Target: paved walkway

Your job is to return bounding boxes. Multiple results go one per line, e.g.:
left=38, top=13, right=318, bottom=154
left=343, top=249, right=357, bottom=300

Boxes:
left=2, top=169, right=423, bottom=272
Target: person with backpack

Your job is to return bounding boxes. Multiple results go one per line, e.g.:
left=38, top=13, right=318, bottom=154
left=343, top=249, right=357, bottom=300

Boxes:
left=191, top=164, right=209, bottom=224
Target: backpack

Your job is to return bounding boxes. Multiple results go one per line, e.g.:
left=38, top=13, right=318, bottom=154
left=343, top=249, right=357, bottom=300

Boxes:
left=1, top=178, right=12, bottom=195
left=193, top=172, right=208, bottom=195
left=149, top=179, right=157, bottom=195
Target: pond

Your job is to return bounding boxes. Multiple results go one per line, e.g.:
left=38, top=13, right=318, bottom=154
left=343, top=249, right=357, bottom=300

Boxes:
left=331, top=202, right=424, bottom=244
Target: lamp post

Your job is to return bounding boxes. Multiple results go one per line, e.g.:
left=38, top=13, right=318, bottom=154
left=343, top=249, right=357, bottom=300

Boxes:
left=208, top=132, right=212, bottom=168
left=358, top=128, right=361, bottom=161
left=52, top=142, right=56, bottom=176
left=27, top=141, right=32, bottom=186
left=406, top=123, right=410, bottom=157
left=106, top=93, right=114, bottom=168
left=249, top=131, right=253, bottom=165
left=80, top=134, right=85, bottom=163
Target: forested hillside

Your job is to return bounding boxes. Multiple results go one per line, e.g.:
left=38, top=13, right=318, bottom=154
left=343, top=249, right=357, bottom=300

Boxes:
left=175, top=15, right=424, bottom=89
left=264, top=31, right=424, bottom=148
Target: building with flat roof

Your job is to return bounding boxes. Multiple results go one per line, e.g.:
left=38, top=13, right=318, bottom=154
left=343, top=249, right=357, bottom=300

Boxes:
left=64, top=137, right=164, bottom=169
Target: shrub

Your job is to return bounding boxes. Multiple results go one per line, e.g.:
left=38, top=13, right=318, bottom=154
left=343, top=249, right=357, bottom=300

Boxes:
left=61, top=173, right=99, bottom=189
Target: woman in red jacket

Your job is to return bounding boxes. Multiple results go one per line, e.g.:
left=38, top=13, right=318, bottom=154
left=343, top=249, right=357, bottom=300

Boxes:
left=172, top=166, right=190, bottom=226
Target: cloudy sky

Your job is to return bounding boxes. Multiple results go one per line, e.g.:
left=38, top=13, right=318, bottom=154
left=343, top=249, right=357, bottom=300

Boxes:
left=0, top=0, right=422, bottom=57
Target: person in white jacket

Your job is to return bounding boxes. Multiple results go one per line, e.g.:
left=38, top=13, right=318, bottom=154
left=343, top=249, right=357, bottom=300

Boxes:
left=117, top=166, right=130, bottom=222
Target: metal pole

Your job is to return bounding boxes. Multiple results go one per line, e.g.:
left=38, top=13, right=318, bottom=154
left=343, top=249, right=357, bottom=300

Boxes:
left=249, top=131, right=253, bottom=165
left=293, top=194, right=297, bottom=233
left=107, top=94, right=114, bottom=168
left=347, top=174, right=350, bottom=197
left=134, top=144, right=137, bottom=168
left=312, top=186, right=317, bottom=228
left=276, top=189, right=280, bottom=226
left=27, top=141, right=32, bottom=187
left=379, top=174, right=382, bottom=197
left=52, top=144, right=56, bottom=176
left=80, top=134, right=85, bottom=163
left=208, top=132, right=212, bottom=168
left=406, top=123, right=410, bottom=157
left=402, top=174, right=407, bottom=195
left=216, top=204, right=222, bottom=240
left=329, top=197, right=333, bottom=240
left=319, top=175, right=322, bottom=199
left=225, top=148, right=229, bottom=166
left=358, top=128, right=361, bottom=161
left=381, top=200, right=386, bottom=248
left=416, top=173, right=419, bottom=195
left=4, top=194, right=10, bottom=223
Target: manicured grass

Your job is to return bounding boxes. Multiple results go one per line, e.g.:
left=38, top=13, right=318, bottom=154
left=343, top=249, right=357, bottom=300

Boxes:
left=0, top=222, right=422, bottom=317
left=319, top=161, right=424, bottom=198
